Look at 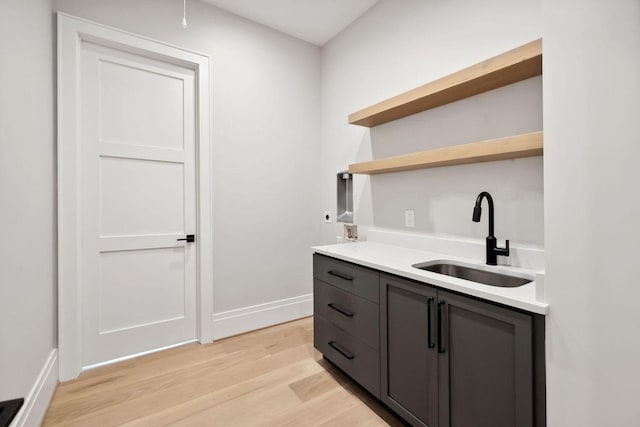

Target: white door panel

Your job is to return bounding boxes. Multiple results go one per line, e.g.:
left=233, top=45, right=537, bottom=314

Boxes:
left=99, top=157, right=185, bottom=236
left=99, top=60, right=185, bottom=150
left=99, top=247, right=187, bottom=333
left=80, top=40, right=197, bottom=367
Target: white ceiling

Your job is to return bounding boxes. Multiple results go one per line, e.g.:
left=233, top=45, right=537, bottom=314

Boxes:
left=201, top=0, right=380, bottom=46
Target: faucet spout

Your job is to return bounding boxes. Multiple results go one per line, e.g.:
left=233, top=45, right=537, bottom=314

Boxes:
left=473, top=191, right=494, bottom=237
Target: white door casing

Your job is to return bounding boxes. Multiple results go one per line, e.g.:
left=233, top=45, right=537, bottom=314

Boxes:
left=58, top=13, right=213, bottom=380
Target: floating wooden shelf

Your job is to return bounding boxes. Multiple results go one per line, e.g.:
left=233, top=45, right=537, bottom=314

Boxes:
left=349, top=39, right=542, bottom=127
left=348, top=131, right=543, bottom=175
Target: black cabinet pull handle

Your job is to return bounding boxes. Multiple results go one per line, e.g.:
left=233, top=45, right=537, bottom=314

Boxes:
left=437, top=300, right=446, bottom=353
left=427, top=297, right=435, bottom=348
left=327, top=270, right=353, bottom=281
left=327, top=303, right=354, bottom=317
left=328, top=341, right=354, bottom=360
left=177, top=234, right=195, bottom=243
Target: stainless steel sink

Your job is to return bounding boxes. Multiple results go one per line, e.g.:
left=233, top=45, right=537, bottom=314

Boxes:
left=413, top=262, right=532, bottom=288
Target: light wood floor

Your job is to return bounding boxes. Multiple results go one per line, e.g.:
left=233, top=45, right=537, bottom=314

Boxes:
left=44, top=317, right=404, bottom=426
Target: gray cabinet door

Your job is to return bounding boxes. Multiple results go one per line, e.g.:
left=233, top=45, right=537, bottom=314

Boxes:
left=314, top=314, right=381, bottom=397
left=313, top=254, right=380, bottom=303
left=314, top=279, right=380, bottom=350
left=381, top=274, right=439, bottom=427
left=437, top=290, right=533, bottom=427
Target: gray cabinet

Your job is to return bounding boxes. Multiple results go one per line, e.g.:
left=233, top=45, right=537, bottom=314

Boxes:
left=381, top=275, right=439, bottom=427
left=313, top=255, right=545, bottom=427
left=437, top=289, right=534, bottom=427
left=313, top=253, right=379, bottom=303
left=312, top=254, right=381, bottom=397
left=314, top=315, right=380, bottom=395
left=314, top=279, right=379, bottom=350
left=380, top=273, right=544, bottom=427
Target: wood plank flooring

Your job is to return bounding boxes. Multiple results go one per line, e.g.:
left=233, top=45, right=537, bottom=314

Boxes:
left=43, top=317, right=404, bottom=426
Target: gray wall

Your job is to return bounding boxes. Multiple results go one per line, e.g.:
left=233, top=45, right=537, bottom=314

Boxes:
left=320, top=0, right=543, bottom=247
left=54, top=0, right=322, bottom=313
left=0, top=0, right=57, bottom=401
left=543, top=0, right=640, bottom=425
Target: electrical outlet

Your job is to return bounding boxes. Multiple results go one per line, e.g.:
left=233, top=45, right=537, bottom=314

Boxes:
left=324, top=211, right=332, bottom=223
left=405, top=209, right=415, bottom=228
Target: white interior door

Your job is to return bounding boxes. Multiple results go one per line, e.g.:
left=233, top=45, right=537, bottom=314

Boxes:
left=80, top=40, right=197, bottom=367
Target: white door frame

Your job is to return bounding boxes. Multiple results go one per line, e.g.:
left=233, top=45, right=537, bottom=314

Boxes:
left=57, top=13, right=213, bottom=381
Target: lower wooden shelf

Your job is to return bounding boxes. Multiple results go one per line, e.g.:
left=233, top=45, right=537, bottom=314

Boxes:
left=348, top=131, right=543, bottom=175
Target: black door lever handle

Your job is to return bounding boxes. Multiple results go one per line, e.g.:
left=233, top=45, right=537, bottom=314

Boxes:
left=177, top=234, right=195, bottom=242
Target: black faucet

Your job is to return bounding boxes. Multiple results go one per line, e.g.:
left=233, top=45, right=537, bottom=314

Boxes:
left=472, top=191, right=510, bottom=265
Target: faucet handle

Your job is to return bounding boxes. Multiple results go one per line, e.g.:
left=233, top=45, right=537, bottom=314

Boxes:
left=496, top=239, right=510, bottom=257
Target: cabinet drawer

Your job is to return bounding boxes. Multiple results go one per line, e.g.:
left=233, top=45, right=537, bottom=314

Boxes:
left=314, top=314, right=380, bottom=398
left=314, top=279, right=379, bottom=350
left=313, top=254, right=379, bottom=303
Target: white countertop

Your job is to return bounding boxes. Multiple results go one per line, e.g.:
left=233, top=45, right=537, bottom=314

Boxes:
left=312, top=241, right=549, bottom=315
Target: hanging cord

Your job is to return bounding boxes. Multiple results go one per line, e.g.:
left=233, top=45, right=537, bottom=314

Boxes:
left=181, top=0, right=188, bottom=28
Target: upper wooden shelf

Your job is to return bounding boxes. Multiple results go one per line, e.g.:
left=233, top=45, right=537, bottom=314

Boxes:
left=348, top=131, right=543, bottom=175
left=348, top=39, right=542, bottom=127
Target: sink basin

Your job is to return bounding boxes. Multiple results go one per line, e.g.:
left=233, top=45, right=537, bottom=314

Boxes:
left=413, top=262, right=532, bottom=288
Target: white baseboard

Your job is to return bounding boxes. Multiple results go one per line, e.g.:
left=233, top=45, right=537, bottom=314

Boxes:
left=10, top=349, right=58, bottom=427
left=212, top=294, right=313, bottom=340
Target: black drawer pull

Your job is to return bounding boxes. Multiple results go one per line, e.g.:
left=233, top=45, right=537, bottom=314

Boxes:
left=327, top=303, right=354, bottom=317
left=437, top=300, right=446, bottom=354
left=328, top=341, right=354, bottom=360
left=327, top=270, right=353, bottom=281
